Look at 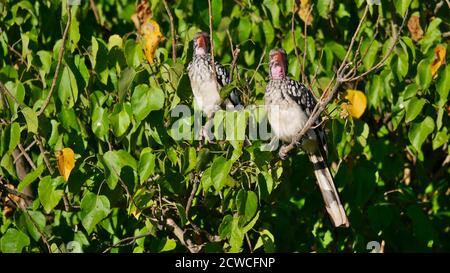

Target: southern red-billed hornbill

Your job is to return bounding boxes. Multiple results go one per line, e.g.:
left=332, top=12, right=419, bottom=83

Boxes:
left=265, top=48, right=349, bottom=228
left=188, top=32, right=241, bottom=140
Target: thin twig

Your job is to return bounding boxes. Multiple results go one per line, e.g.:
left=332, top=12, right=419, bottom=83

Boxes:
left=35, top=135, right=54, bottom=174
left=37, top=5, right=72, bottom=116
left=341, top=9, right=409, bottom=83
left=302, top=4, right=313, bottom=87
left=0, top=178, right=34, bottom=201
left=103, top=232, right=153, bottom=253
left=18, top=144, right=36, bottom=170
left=207, top=0, right=217, bottom=82
left=89, top=0, right=101, bottom=25
left=226, top=30, right=241, bottom=82
left=162, top=0, right=177, bottom=62
left=185, top=174, right=199, bottom=217
left=13, top=140, right=37, bottom=164
left=249, top=47, right=266, bottom=85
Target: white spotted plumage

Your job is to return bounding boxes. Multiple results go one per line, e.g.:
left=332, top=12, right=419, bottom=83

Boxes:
left=265, top=48, right=349, bottom=228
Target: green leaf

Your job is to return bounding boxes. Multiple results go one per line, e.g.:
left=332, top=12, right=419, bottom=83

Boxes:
left=108, top=34, right=123, bottom=50
left=317, top=0, right=332, bottom=19
left=211, top=0, right=222, bottom=28
left=18, top=164, right=45, bottom=192
left=218, top=214, right=233, bottom=239
left=138, top=148, right=156, bottom=183
left=230, top=216, right=244, bottom=253
left=131, top=84, right=165, bottom=122
left=405, top=97, right=426, bottom=123
left=361, top=40, right=379, bottom=71
left=436, top=65, right=449, bottom=107
left=415, top=59, right=432, bottom=90
left=69, top=10, right=80, bottom=52
left=406, top=204, right=434, bottom=246
left=262, top=20, right=274, bottom=44
left=0, top=228, right=30, bottom=253
left=254, top=229, right=275, bottom=252
left=394, top=0, right=412, bottom=16
left=58, top=66, right=78, bottom=109
left=102, top=150, right=137, bottom=190
left=408, top=117, right=435, bottom=152
left=91, top=106, right=109, bottom=140
left=366, top=75, right=382, bottom=109
left=432, top=129, right=448, bottom=150
left=238, top=16, right=252, bottom=43
left=8, top=122, right=21, bottom=153
left=110, top=103, right=131, bottom=137
left=118, top=67, right=136, bottom=102
left=402, top=83, right=419, bottom=100
left=236, top=190, right=258, bottom=223
left=91, top=37, right=109, bottom=84
left=124, top=39, right=143, bottom=68
left=160, top=238, right=177, bottom=252
left=22, top=210, right=46, bottom=241
left=21, top=107, right=38, bottom=134
left=263, top=0, right=280, bottom=28
left=210, top=156, right=233, bottom=192
left=38, top=176, right=64, bottom=213
left=59, top=108, right=81, bottom=132
left=80, top=192, right=111, bottom=234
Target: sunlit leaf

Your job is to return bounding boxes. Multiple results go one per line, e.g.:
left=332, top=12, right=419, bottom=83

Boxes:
left=342, top=89, right=367, bottom=119
left=57, top=147, right=75, bottom=182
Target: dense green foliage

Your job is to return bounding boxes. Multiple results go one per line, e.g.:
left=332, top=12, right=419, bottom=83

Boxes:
left=0, top=0, right=449, bottom=253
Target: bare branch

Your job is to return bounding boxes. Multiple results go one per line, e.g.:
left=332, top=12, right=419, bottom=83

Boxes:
left=341, top=9, right=409, bottom=83
left=230, top=47, right=241, bottom=83
left=162, top=0, right=177, bottom=62
left=18, top=143, right=37, bottom=170
left=249, top=47, right=266, bottom=85
left=13, top=140, right=37, bottom=164
left=37, top=5, right=72, bottom=116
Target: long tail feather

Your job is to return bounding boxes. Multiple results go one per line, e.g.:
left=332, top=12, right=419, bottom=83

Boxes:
left=308, top=153, right=349, bottom=228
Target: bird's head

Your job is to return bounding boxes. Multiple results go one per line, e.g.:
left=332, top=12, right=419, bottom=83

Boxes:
left=269, top=48, right=288, bottom=80
left=193, top=32, right=210, bottom=56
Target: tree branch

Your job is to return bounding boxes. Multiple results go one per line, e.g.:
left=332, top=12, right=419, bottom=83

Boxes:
left=35, top=135, right=54, bottom=174
left=37, top=5, right=72, bottom=116
left=0, top=177, right=34, bottom=201
left=166, top=218, right=202, bottom=253
left=102, top=232, right=153, bottom=253
left=207, top=0, right=217, bottom=81
left=162, top=0, right=177, bottom=62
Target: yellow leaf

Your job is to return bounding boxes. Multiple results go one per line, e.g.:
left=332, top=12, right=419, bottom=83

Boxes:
left=141, top=19, right=163, bottom=64
left=342, top=89, right=367, bottom=119
left=298, top=0, right=313, bottom=26
left=431, top=45, right=446, bottom=79
left=57, top=148, right=75, bottom=182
